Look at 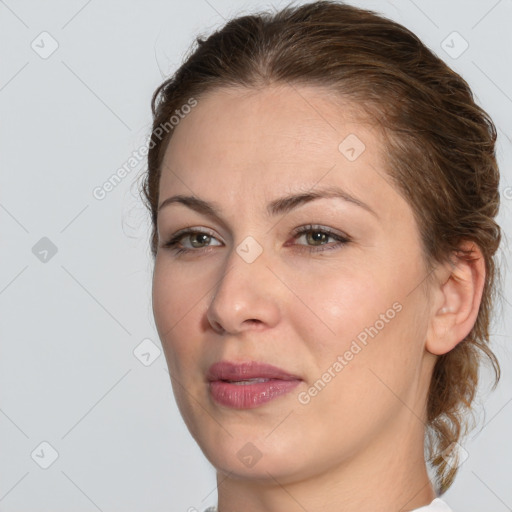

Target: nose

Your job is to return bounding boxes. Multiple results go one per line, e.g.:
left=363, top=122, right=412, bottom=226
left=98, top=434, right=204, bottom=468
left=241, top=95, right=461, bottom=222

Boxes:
left=206, top=246, right=281, bottom=335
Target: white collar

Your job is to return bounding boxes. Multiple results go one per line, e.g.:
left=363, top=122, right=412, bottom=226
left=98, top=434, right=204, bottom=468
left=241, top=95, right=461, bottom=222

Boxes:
left=411, top=498, right=454, bottom=511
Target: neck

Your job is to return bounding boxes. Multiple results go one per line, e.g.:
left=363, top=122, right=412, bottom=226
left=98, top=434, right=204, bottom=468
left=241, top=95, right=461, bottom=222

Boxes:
left=215, top=415, right=436, bottom=512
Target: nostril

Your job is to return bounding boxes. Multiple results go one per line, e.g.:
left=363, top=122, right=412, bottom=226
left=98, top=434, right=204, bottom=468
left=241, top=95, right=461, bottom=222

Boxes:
left=212, top=321, right=225, bottom=334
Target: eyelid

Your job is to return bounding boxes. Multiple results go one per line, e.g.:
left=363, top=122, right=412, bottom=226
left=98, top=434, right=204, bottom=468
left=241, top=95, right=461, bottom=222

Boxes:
left=171, top=226, right=220, bottom=240
left=289, top=223, right=350, bottom=241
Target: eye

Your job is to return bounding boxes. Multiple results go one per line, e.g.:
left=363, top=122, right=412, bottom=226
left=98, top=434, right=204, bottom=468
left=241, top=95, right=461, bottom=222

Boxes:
left=160, top=224, right=350, bottom=256
left=290, top=224, right=350, bottom=252
left=161, top=228, right=222, bottom=254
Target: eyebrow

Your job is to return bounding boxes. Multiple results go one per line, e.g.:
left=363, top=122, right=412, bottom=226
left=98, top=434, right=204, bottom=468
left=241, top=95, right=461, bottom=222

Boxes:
left=157, top=185, right=377, bottom=219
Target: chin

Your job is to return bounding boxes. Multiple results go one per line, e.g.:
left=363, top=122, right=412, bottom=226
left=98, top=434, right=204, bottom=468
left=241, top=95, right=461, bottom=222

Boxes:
left=195, top=430, right=313, bottom=482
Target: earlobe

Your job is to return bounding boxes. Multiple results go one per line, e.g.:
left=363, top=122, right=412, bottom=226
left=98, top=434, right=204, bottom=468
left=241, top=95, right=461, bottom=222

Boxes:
left=426, top=242, right=486, bottom=356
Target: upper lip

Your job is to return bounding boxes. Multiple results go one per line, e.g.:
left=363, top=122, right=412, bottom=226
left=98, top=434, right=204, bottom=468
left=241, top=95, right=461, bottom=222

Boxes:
left=207, top=360, right=302, bottom=382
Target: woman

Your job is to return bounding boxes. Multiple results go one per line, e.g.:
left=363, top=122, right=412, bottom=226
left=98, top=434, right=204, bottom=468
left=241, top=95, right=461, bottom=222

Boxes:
left=141, top=1, right=502, bottom=510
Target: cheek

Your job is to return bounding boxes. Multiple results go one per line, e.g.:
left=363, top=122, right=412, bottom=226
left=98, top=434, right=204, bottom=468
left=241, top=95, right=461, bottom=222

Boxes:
left=295, top=270, right=389, bottom=344
left=295, top=281, right=425, bottom=425
left=292, top=258, right=423, bottom=369
left=153, top=259, right=202, bottom=316
left=152, top=260, right=206, bottom=355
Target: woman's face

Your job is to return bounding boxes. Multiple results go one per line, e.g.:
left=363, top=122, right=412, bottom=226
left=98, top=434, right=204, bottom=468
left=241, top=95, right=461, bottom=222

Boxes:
left=152, top=84, right=437, bottom=482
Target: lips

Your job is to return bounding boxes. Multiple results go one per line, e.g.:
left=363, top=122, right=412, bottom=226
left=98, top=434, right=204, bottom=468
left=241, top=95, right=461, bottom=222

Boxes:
left=207, top=360, right=302, bottom=409
left=206, top=360, right=301, bottom=383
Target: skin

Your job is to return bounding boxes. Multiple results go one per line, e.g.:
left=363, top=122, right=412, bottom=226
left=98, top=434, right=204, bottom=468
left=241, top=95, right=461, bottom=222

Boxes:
left=151, top=84, right=485, bottom=512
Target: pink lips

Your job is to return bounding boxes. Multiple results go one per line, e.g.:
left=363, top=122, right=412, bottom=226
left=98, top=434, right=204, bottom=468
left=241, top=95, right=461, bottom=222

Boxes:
left=207, top=361, right=302, bottom=409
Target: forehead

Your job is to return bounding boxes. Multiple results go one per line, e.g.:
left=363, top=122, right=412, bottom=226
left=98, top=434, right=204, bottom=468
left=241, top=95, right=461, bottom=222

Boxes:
left=159, top=84, right=388, bottom=194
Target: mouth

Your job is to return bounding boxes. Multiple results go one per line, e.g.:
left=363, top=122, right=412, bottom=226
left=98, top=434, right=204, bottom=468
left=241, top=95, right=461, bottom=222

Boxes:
left=207, top=360, right=301, bottom=382
left=207, top=360, right=302, bottom=409
left=221, top=378, right=273, bottom=385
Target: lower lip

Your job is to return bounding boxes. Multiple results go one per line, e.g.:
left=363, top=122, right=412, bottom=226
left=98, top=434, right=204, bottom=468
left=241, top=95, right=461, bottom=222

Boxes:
left=209, top=379, right=301, bottom=409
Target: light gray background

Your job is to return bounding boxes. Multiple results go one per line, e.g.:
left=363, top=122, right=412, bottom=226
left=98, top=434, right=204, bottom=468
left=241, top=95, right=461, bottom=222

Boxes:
left=1, top=1, right=511, bottom=511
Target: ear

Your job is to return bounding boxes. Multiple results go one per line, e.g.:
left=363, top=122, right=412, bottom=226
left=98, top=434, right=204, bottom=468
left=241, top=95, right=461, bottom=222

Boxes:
left=425, top=241, right=486, bottom=356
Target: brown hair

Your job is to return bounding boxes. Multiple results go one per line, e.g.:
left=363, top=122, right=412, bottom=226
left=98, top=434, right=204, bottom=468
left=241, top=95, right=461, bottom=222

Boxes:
left=141, top=0, right=502, bottom=494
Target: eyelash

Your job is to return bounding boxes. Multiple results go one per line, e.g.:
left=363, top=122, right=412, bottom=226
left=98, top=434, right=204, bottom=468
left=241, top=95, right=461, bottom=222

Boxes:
left=161, top=224, right=351, bottom=255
